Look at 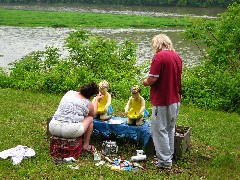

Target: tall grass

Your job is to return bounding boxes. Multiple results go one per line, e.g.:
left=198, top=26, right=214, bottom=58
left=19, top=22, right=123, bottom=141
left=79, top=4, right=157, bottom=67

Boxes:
left=0, top=88, right=239, bottom=179
left=0, top=9, right=193, bottom=28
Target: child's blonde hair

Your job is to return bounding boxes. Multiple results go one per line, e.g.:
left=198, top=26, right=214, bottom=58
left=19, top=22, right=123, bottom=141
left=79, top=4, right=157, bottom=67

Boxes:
left=99, top=80, right=109, bottom=89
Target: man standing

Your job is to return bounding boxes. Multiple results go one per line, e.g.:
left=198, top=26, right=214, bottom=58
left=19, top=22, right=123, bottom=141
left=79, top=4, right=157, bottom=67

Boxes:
left=142, top=34, right=182, bottom=169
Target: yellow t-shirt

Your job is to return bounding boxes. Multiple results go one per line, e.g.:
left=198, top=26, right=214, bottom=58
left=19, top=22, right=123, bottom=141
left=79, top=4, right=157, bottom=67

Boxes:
left=98, top=93, right=108, bottom=114
left=128, top=97, right=144, bottom=119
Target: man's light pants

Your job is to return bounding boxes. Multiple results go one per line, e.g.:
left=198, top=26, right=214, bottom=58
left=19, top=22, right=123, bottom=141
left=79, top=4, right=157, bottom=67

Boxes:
left=151, top=102, right=180, bottom=167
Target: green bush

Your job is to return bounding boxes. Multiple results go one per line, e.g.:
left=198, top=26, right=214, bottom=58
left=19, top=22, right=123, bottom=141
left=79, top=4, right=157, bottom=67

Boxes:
left=6, top=29, right=143, bottom=100
left=183, top=2, right=240, bottom=113
left=182, top=65, right=240, bottom=112
left=0, top=67, right=9, bottom=88
left=1, top=2, right=240, bottom=113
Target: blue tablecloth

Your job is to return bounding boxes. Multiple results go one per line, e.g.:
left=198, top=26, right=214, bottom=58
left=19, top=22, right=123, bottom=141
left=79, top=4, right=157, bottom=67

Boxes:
left=93, top=116, right=151, bottom=147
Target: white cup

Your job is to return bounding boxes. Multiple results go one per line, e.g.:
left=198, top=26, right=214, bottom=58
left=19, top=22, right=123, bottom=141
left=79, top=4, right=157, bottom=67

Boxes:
left=136, top=150, right=144, bottom=156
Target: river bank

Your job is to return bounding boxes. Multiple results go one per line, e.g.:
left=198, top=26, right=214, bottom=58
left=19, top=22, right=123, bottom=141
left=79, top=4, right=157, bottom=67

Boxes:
left=0, top=26, right=201, bottom=70
left=0, top=5, right=219, bottom=69
left=0, top=3, right=226, bottom=18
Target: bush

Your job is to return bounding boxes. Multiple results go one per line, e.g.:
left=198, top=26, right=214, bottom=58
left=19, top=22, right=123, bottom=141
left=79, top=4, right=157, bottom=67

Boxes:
left=183, top=2, right=240, bottom=113
left=0, top=67, right=9, bottom=88
left=182, top=65, right=240, bottom=112
left=5, top=29, right=143, bottom=100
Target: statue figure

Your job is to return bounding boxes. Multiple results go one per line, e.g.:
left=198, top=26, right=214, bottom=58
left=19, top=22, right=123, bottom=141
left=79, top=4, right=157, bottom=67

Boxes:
left=93, top=80, right=113, bottom=120
left=125, top=85, right=148, bottom=126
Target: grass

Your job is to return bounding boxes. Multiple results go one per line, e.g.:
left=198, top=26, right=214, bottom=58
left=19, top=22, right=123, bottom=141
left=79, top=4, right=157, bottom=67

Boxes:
left=0, top=9, right=193, bottom=28
left=0, top=88, right=240, bottom=179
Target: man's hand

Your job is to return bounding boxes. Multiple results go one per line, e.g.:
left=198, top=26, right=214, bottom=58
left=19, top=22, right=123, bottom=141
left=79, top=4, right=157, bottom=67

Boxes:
left=142, top=76, right=158, bottom=86
left=142, top=79, right=149, bottom=86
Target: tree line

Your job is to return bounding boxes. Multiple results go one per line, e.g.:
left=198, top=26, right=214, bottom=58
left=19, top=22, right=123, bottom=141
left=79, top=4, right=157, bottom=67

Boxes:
left=0, top=0, right=237, bottom=7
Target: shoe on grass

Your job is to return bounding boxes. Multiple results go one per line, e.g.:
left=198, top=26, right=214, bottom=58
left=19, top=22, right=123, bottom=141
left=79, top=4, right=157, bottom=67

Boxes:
left=158, top=165, right=172, bottom=170
left=152, top=160, right=172, bottom=170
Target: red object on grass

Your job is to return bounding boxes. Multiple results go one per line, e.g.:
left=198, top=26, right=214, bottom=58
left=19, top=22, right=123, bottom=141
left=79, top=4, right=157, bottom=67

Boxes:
left=50, top=136, right=82, bottom=159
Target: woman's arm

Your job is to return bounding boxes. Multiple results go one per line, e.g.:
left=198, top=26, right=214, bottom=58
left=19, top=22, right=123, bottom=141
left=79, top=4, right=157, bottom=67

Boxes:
left=89, top=94, right=104, bottom=117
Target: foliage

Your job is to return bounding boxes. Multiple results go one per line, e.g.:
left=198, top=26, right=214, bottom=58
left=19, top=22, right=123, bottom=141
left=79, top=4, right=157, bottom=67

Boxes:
left=0, top=3, right=240, bottom=114
left=182, top=65, right=240, bottom=112
left=5, top=29, right=143, bottom=100
left=0, top=67, right=9, bottom=88
left=183, top=2, right=240, bottom=113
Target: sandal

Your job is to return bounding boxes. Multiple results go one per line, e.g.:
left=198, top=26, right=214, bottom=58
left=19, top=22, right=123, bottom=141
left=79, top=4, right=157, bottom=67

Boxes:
left=83, top=145, right=96, bottom=154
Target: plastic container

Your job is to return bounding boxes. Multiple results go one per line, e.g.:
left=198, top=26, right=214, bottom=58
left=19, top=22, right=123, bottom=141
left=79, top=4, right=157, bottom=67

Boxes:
left=131, top=155, right=146, bottom=161
left=136, top=150, right=144, bottom=156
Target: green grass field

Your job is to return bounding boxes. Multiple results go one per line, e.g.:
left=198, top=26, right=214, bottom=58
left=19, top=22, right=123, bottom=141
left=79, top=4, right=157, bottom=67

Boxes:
left=0, top=9, right=193, bottom=28
left=0, top=88, right=239, bottom=179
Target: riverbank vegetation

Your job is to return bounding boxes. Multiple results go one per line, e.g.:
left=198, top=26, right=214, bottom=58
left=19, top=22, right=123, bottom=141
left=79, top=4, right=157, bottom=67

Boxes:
left=0, top=9, right=193, bottom=28
left=183, top=2, right=240, bottom=113
left=1, top=29, right=143, bottom=101
left=0, top=3, right=239, bottom=113
left=0, top=0, right=236, bottom=7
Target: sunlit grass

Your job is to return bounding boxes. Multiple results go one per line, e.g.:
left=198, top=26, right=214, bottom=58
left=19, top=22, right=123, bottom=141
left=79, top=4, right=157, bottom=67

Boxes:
left=0, top=88, right=239, bottom=179
left=0, top=9, right=193, bottom=28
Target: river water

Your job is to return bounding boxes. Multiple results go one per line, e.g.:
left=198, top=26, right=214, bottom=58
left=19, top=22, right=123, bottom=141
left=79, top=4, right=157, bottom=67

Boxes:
left=0, top=4, right=226, bottom=69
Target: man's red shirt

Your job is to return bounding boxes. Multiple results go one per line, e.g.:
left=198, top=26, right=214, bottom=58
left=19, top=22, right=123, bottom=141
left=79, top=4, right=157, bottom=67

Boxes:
left=149, top=50, right=182, bottom=106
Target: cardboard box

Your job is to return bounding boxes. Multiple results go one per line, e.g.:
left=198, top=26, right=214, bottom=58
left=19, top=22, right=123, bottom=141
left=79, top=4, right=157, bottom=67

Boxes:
left=174, top=126, right=191, bottom=159
left=146, top=126, right=191, bottom=159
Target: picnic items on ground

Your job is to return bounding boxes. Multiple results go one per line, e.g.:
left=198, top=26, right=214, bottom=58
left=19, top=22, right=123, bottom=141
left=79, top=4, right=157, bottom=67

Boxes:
left=101, top=140, right=118, bottom=156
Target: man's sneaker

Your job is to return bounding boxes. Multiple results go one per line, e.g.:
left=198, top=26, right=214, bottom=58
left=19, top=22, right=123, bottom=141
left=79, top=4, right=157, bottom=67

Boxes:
left=158, top=165, right=172, bottom=170
left=153, top=162, right=171, bottom=169
left=152, top=158, right=172, bottom=170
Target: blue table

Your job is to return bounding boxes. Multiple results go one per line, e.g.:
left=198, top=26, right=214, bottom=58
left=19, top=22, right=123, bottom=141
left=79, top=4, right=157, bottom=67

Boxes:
left=93, top=116, right=151, bottom=147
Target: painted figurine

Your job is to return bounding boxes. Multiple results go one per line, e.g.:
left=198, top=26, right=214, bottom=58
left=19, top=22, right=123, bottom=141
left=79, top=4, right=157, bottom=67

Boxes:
left=92, top=80, right=113, bottom=120
left=125, top=85, right=148, bottom=126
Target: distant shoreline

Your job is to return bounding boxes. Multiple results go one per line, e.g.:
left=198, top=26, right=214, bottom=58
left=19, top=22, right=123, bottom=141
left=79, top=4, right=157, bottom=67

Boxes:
left=0, top=3, right=223, bottom=18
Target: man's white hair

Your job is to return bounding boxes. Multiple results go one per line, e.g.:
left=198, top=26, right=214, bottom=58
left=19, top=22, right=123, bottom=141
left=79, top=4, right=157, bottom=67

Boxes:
left=152, top=34, right=174, bottom=53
